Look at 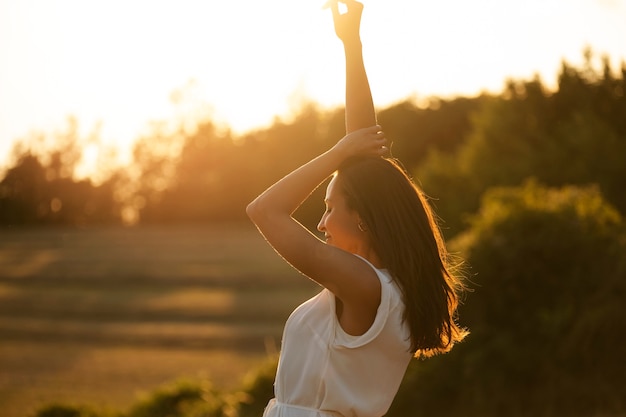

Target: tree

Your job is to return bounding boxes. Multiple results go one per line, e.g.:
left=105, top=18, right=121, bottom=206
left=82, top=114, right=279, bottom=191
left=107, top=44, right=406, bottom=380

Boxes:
left=0, top=153, right=47, bottom=224
left=417, top=51, right=626, bottom=238
left=0, top=119, right=122, bottom=225
left=378, top=96, right=486, bottom=169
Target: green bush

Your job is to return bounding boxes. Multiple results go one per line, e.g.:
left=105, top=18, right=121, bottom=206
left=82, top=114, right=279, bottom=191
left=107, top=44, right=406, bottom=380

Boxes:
left=455, top=181, right=622, bottom=416
left=388, top=181, right=626, bottom=417
left=31, top=358, right=280, bottom=417
left=124, top=379, right=225, bottom=417
left=34, top=404, right=102, bottom=417
left=235, top=354, right=278, bottom=417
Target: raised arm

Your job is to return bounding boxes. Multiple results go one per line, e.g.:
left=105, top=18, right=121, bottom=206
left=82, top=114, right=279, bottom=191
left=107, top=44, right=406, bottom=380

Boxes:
left=330, top=0, right=376, bottom=133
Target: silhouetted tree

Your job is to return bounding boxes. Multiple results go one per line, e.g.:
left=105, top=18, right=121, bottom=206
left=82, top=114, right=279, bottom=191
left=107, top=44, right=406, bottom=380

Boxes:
left=0, top=153, right=47, bottom=224
left=0, top=119, right=122, bottom=225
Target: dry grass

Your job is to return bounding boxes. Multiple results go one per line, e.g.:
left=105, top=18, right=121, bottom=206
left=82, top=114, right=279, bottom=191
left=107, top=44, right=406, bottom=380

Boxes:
left=0, top=224, right=319, bottom=417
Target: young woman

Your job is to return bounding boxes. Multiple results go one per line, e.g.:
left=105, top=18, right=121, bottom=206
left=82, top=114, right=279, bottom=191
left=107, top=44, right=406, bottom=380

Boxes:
left=246, top=1, right=467, bottom=416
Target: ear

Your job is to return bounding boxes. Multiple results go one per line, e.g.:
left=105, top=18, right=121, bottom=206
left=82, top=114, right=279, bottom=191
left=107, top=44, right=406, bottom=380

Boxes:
left=356, top=215, right=368, bottom=232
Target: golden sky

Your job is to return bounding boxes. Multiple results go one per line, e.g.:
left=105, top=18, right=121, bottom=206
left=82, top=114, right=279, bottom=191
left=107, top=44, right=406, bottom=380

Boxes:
left=1, top=0, right=625, bottom=172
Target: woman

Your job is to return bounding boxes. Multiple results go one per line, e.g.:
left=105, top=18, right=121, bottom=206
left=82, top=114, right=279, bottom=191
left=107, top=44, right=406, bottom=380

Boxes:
left=246, top=1, right=467, bottom=416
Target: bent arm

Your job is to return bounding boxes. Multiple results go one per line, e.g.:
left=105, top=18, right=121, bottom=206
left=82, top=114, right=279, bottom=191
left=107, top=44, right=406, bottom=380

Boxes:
left=246, top=127, right=386, bottom=334
left=246, top=126, right=385, bottom=273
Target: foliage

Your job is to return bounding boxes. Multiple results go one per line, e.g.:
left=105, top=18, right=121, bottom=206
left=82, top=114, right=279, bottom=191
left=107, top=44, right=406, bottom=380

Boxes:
left=31, top=359, right=279, bottom=417
left=0, top=152, right=122, bottom=225
left=124, top=379, right=225, bottom=417
left=132, top=105, right=343, bottom=225
left=2, top=50, right=624, bottom=228
left=0, top=118, right=124, bottom=225
left=0, top=95, right=479, bottom=226
left=34, top=404, right=102, bottom=417
left=456, top=181, right=626, bottom=416
left=378, top=96, right=486, bottom=168
left=235, top=354, right=278, bottom=417
left=386, top=181, right=626, bottom=417
left=418, top=50, right=626, bottom=237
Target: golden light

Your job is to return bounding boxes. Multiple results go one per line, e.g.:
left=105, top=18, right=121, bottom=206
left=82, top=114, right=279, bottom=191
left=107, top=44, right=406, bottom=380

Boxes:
left=0, top=0, right=624, bottom=177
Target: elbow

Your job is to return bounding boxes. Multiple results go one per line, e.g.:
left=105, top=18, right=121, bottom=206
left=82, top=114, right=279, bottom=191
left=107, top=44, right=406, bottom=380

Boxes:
left=246, top=197, right=267, bottom=224
left=247, top=196, right=284, bottom=231
left=246, top=199, right=260, bottom=222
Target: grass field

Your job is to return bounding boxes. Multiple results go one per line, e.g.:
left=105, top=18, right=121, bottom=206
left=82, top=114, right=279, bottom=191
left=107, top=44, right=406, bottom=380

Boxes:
left=0, top=224, right=319, bottom=417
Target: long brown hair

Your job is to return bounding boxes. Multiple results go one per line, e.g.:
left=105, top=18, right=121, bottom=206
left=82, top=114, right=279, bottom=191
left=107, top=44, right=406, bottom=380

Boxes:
left=335, top=156, right=468, bottom=358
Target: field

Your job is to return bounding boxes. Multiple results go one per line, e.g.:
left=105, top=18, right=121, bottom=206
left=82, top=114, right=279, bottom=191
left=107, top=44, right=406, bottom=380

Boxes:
left=0, top=224, right=319, bottom=417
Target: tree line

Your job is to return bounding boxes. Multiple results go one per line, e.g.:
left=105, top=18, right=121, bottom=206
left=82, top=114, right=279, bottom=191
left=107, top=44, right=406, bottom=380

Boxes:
left=1, top=50, right=624, bottom=235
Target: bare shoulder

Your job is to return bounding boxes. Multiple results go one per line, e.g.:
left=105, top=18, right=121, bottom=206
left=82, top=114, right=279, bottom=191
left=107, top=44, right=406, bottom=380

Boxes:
left=317, top=248, right=382, bottom=336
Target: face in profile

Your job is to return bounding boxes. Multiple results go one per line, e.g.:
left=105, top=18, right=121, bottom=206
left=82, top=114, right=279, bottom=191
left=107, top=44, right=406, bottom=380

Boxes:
left=317, top=175, right=364, bottom=253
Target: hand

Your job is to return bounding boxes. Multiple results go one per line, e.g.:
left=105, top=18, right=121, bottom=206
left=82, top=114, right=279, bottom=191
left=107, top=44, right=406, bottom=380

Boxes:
left=332, top=125, right=388, bottom=160
left=327, top=0, right=364, bottom=44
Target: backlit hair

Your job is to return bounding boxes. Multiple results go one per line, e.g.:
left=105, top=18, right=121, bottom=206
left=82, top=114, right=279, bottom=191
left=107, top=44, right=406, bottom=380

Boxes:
left=335, top=156, right=468, bottom=357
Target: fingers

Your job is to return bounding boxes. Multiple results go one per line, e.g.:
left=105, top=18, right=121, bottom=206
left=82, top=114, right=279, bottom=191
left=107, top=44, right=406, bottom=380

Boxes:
left=342, top=0, right=364, bottom=13
left=323, top=0, right=361, bottom=10
left=375, top=128, right=392, bottom=156
left=366, top=126, right=389, bottom=155
left=354, top=125, right=384, bottom=139
left=335, top=125, right=389, bottom=159
left=325, top=0, right=363, bottom=17
left=376, top=131, right=389, bottom=155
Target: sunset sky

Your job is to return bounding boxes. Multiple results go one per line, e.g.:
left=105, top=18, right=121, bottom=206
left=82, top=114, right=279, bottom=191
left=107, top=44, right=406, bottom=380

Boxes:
left=1, top=0, right=625, bottom=174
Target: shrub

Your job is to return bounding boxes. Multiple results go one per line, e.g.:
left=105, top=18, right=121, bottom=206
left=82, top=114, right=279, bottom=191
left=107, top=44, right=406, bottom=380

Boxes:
left=235, top=354, right=278, bottom=417
left=125, top=378, right=224, bottom=417
left=34, top=404, right=102, bottom=417
left=388, top=181, right=626, bottom=417
left=455, top=181, right=624, bottom=416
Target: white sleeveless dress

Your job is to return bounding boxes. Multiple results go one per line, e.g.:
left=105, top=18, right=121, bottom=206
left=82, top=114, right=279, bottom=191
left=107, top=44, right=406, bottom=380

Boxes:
left=263, top=257, right=413, bottom=417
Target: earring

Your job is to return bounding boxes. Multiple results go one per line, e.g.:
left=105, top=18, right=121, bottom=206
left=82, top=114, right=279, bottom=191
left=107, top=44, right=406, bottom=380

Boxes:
left=358, top=222, right=367, bottom=232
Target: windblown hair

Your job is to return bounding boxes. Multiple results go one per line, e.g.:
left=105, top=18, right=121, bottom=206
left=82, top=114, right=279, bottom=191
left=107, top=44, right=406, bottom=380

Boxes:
left=335, top=156, right=468, bottom=358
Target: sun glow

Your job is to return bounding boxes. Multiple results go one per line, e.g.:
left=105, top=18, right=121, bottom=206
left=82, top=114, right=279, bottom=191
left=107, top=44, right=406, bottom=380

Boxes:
left=1, top=0, right=624, bottom=177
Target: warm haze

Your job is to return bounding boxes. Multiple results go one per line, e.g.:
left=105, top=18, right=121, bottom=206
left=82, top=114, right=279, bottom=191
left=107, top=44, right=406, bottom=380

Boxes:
left=1, top=0, right=625, bottom=175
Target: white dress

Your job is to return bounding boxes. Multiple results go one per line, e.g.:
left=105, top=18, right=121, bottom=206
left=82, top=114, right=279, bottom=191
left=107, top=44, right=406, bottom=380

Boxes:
left=263, top=256, right=413, bottom=417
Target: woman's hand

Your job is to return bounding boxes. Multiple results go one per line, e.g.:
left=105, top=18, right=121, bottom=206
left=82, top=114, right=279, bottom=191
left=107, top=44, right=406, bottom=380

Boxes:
left=328, top=0, right=364, bottom=45
left=332, top=125, right=388, bottom=160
